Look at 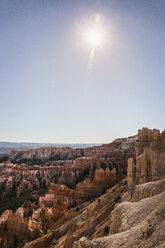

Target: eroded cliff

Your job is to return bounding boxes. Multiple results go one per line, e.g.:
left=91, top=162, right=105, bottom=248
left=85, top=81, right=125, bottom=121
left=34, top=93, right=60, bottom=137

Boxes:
left=0, top=136, right=136, bottom=248
left=127, top=128, right=165, bottom=189
left=74, top=128, right=165, bottom=248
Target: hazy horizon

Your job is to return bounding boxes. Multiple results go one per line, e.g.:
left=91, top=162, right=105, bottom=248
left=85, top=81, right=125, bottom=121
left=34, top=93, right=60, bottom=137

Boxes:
left=1, top=0, right=165, bottom=143
left=0, top=140, right=101, bottom=145
left=1, top=126, right=164, bottom=144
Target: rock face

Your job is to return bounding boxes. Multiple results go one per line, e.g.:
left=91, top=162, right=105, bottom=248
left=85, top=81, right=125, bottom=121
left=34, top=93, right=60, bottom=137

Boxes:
left=74, top=178, right=165, bottom=248
left=0, top=136, right=136, bottom=248
left=73, top=128, right=165, bottom=248
left=23, top=231, right=55, bottom=248
left=9, top=147, right=84, bottom=165
left=9, top=137, right=136, bottom=167
left=0, top=161, right=91, bottom=198
left=1, top=128, right=165, bottom=248
left=40, top=168, right=117, bottom=211
left=23, top=183, right=126, bottom=248
left=131, top=177, right=165, bottom=202
left=2, top=129, right=165, bottom=248
left=0, top=208, right=41, bottom=248
left=127, top=128, right=165, bottom=189
left=0, top=136, right=136, bottom=200
left=110, top=191, right=165, bottom=235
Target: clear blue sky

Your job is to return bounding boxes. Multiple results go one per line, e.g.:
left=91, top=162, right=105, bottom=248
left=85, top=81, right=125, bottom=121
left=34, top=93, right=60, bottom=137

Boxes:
left=0, top=0, right=165, bottom=143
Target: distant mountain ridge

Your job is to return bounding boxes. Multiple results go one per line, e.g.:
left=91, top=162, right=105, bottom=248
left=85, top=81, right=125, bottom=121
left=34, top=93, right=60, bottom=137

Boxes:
left=0, top=142, right=101, bottom=155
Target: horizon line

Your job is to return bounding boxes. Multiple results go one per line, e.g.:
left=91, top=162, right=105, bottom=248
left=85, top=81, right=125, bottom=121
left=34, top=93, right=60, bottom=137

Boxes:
left=0, top=140, right=104, bottom=145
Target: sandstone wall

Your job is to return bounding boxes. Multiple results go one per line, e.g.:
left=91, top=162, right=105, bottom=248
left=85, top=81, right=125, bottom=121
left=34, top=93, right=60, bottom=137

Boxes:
left=127, top=128, right=165, bottom=189
left=39, top=168, right=117, bottom=210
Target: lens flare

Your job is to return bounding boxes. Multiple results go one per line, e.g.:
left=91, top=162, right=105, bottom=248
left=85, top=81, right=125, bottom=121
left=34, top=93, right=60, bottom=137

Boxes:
left=75, top=13, right=110, bottom=93
left=76, top=13, right=109, bottom=51
left=86, top=27, right=104, bottom=48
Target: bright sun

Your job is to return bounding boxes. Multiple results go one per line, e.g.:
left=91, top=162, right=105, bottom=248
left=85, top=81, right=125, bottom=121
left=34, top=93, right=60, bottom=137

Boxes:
left=86, top=27, right=104, bottom=48
left=77, top=14, right=108, bottom=51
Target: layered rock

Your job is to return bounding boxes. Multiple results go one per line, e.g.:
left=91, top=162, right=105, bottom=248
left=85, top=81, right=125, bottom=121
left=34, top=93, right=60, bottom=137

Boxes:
left=23, top=183, right=126, bottom=248
left=110, top=191, right=165, bottom=235
left=73, top=128, right=165, bottom=248
left=9, top=147, right=84, bottom=166
left=74, top=179, right=165, bottom=248
left=0, top=135, right=136, bottom=200
left=0, top=136, right=137, bottom=248
left=40, top=168, right=117, bottom=211
left=0, top=208, right=41, bottom=248
left=131, top=177, right=165, bottom=202
left=0, top=161, right=90, bottom=198
left=23, top=231, right=55, bottom=248
left=127, top=128, right=165, bottom=189
left=9, top=137, right=137, bottom=166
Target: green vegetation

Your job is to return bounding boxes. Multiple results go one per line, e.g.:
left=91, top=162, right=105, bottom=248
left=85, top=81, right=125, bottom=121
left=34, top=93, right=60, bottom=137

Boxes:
left=114, top=195, right=121, bottom=203
left=76, top=207, right=80, bottom=212
left=0, top=194, right=33, bottom=215
left=104, top=225, right=110, bottom=235
left=0, top=188, right=48, bottom=215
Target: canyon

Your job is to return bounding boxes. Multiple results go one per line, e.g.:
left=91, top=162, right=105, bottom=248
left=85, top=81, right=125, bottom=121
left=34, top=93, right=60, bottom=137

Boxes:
left=0, top=128, right=165, bottom=248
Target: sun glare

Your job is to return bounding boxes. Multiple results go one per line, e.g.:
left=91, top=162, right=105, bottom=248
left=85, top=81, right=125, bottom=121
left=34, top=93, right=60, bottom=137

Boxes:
left=77, top=13, right=109, bottom=51
left=86, top=27, right=104, bottom=48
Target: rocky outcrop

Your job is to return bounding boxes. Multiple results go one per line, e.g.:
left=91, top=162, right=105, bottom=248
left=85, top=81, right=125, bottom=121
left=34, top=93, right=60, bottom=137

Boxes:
left=9, top=137, right=137, bottom=167
left=0, top=208, right=41, bottom=248
left=131, top=177, right=165, bottom=201
left=73, top=129, right=165, bottom=248
left=110, top=191, right=165, bottom=234
left=74, top=180, right=165, bottom=248
left=0, top=136, right=137, bottom=248
left=76, top=203, right=165, bottom=248
left=23, top=183, right=125, bottom=248
left=9, top=147, right=84, bottom=165
left=0, top=161, right=90, bottom=198
left=0, top=133, right=136, bottom=248
left=40, top=168, right=117, bottom=211
left=23, top=231, right=55, bottom=248
left=127, top=128, right=165, bottom=189
left=0, top=135, right=135, bottom=201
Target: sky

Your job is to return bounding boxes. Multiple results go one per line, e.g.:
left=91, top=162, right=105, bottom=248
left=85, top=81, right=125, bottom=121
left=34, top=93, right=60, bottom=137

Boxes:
left=0, top=0, right=165, bottom=143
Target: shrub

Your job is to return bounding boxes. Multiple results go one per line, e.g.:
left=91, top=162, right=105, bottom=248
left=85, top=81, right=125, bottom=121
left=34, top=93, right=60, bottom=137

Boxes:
left=104, top=226, right=110, bottom=235
left=114, top=195, right=121, bottom=203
